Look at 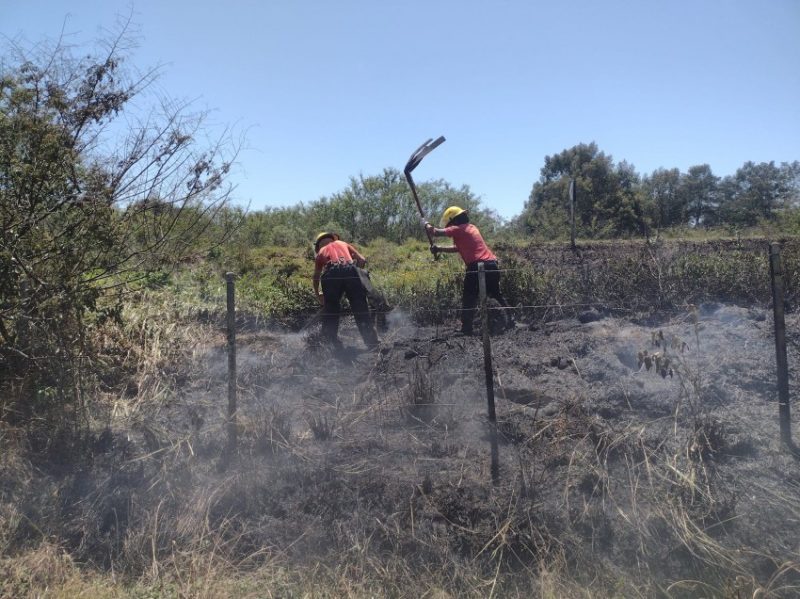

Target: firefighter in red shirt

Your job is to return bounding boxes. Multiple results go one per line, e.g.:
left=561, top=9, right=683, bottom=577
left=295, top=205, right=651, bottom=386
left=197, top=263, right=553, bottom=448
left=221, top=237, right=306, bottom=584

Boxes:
left=423, top=207, right=511, bottom=335
left=312, top=232, right=379, bottom=348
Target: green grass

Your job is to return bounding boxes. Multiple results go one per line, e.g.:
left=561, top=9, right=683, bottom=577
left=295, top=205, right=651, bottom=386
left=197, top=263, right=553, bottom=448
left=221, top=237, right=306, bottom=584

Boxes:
left=141, top=233, right=800, bottom=329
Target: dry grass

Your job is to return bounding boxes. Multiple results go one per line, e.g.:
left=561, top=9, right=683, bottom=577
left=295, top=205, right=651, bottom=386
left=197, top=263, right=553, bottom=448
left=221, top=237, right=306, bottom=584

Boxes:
left=4, top=256, right=800, bottom=597
left=2, top=404, right=798, bottom=597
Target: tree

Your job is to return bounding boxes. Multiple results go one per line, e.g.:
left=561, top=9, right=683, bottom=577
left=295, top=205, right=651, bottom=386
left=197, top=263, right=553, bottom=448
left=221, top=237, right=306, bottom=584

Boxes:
left=519, top=142, right=643, bottom=238
left=642, top=168, right=683, bottom=230
left=320, top=169, right=496, bottom=244
left=717, top=161, right=797, bottom=226
left=784, top=161, right=800, bottom=208
left=678, top=165, right=718, bottom=226
left=310, top=169, right=413, bottom=243
left=227, top=167, right=501, bottom=254
left=0, top=30, right=237, bottom=424
left=610, top=160, right=646, bottom=238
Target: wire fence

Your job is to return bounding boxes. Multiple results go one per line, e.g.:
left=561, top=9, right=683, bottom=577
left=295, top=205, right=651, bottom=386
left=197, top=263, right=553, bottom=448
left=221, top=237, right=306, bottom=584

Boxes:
left=216, top=242, right=800, bottom=472
left=7, top=238, right=792, bottom=469
left=206, top=237, right=800, bottom=337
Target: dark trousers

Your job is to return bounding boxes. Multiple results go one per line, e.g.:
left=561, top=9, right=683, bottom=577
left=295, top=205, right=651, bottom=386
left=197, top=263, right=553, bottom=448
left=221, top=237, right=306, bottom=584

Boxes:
left=357, top=267, right=391, bottom=332
left=461, top=260, right=508, bottom=333
left=321, top=264, right=379, bottom=347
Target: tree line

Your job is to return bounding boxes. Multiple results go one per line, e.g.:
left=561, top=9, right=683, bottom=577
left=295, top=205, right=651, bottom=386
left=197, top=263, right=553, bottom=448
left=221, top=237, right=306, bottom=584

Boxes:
left=516, top=142, right=800, bottom=239
left=233, top=142, right=799, bottom=248
left=231, top=169, right=500, bottom=250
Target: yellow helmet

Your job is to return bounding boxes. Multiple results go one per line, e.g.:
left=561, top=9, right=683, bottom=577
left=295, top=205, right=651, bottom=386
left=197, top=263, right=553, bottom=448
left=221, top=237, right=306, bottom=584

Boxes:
left=313, top=231, right=339, bottom=251
left=440, top=206, right=468, bottom=227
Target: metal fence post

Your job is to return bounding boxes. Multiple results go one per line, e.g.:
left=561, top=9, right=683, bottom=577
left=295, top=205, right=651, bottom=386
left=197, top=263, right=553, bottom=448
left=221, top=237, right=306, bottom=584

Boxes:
left=569, top=178, right=576, bottom=250
left=226, top=272, right=238, bottom=455
left=768, top=243, right=792, bottom=447
left=478, top=263, right=499, bottom=484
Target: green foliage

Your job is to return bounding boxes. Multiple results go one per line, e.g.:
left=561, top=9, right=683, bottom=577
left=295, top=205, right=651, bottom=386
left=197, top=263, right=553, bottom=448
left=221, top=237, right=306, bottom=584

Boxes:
left=238, top=272, right=318, bottom=323
left=681, top=164, right=719, bottom=225
left=0, top=33, right=236, bottom=428
left=642, top=168, right=684, bottom=230
left=515, top=142, right=799, bottom=240
left=717, top=161, right=800, bottom=226
left=671, top=249, right=767, bottom=304
left=498, top=252, right=580, bottom=315
left=227, top=168, right=501, bottom=252
left=203, top=234, right=791, bottom=330
left=518, top=142, right=648, bottom=239
left=360, top=239, right=460, bottom=324
left=212, top=244, right=321, bottom=325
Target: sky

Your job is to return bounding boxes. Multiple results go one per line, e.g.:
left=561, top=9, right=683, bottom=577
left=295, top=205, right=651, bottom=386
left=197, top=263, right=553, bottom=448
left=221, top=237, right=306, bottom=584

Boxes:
left=2, top=0, right=799, bottom=219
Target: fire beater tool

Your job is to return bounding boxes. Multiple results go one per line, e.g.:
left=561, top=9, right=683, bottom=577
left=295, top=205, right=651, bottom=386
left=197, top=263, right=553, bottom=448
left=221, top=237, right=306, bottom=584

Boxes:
left=404, top=136, right=446, bottom=258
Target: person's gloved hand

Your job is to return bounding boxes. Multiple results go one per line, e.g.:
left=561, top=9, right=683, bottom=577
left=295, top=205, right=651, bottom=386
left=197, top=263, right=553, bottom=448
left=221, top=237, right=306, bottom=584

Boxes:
left=430, top=245, right=440, bottom=256
left=356, top=257, right=367, bottom=268
left=419, top=216, right=430, bottom=228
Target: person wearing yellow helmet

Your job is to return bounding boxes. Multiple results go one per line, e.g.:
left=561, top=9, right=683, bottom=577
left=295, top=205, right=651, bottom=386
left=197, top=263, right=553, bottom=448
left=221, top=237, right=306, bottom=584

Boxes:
left=422, top=207, right=511, bottom=335
left=313, top=231, right=340, bottom=251
left=312, top=232, right=379, bottom=349
left=438, top=205, right=468, bottom=228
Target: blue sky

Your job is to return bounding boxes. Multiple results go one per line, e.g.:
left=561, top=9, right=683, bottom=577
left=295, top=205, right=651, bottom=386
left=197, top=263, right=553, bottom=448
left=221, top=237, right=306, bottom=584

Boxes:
left=2, top=0, right=799, bottom=219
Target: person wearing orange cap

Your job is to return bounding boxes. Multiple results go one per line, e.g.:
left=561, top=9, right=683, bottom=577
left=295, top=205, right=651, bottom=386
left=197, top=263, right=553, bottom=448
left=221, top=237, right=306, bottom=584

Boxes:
left=422, top=207, right=511, bottom=335
left=312, top=232, right=379, bottom=348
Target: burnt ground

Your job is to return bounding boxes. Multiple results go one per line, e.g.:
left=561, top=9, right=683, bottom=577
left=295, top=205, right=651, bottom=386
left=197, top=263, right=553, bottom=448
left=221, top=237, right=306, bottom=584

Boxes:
left=113, top=300, right=800, bottom=597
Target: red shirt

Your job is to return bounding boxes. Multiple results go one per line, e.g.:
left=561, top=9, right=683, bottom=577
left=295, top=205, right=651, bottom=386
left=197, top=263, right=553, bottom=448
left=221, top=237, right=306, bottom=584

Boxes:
left=443, top=223, right=496, bottom=264
left=315, top=240, right=355, bottom=270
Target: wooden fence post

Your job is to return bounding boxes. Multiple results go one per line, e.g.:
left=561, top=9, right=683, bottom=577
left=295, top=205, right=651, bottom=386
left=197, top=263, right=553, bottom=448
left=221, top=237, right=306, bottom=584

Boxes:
left=768, top=243, right=792, bottom=447
left=226, top=272, right=238, bottom=455
left=478, top=263, right=499, bottom=484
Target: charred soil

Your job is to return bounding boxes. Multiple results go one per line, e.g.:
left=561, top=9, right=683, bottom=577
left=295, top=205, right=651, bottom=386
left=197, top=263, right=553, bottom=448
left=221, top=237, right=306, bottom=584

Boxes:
left=4, top=240, right=800, bottom=597
left=9, top=302, right=794, bottom=597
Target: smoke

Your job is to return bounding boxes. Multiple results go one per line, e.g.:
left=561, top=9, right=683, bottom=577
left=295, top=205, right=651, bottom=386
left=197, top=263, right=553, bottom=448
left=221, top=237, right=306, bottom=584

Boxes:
left=387, top=308, right=413, bottom=331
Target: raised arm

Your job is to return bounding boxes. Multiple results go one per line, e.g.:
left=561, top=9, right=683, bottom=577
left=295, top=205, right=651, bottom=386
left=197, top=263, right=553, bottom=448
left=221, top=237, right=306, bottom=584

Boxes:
left=424, top=222, right=450, bottom=238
